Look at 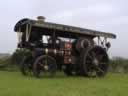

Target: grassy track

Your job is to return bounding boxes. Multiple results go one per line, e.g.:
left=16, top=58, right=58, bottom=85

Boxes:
left=0, top=71, right=128, bottom=96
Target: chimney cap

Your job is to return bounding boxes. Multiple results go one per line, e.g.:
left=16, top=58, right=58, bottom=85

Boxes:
left=37, top=16, right=46, bottom=21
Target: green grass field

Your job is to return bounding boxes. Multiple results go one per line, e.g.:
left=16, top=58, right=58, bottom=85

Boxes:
left=0, top=71, right=128, bottom=96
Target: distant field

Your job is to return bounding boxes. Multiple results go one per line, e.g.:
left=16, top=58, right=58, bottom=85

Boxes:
left=0, top=71, right=128, bottom=96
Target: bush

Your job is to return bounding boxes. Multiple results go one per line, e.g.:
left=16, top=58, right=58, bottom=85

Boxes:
left=0, top=56, right=17, bottom=71
left=11, top=48, right=32, bottom=65
left=0, top=49, right=32, bottom=71
left=109, top=57, right=128, bottom=73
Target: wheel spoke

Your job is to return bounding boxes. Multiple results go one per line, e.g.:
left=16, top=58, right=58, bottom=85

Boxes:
left=45, top=58, right=48, bottom=65
left=38, top=62, right=42, bottom=65
left=88, top=54, right=93, bottom=60
left=96, top=66, right=104, bottom=73
left=100, top=62, right=107, bottom=65
left=91, top=52, right=96, bottom=58
left=97, top=55, right=104, bottom=62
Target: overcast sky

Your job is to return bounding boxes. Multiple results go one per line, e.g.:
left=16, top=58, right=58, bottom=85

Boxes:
left=0, top=0, right=127, bottom=58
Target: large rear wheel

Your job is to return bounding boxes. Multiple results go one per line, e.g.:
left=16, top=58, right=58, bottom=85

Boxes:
left=82, top=46, right=109, bottom=77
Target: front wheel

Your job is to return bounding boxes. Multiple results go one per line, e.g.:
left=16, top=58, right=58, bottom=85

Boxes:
left=33, top=55, right=57, bottom=78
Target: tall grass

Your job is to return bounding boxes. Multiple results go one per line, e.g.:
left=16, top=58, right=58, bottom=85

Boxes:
left=0, top=71, right=128, bottom=96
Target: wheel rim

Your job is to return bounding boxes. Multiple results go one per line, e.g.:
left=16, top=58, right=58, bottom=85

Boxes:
left=20, top=56, right=32, bottom=76
left=84, top=46, right=109, bottom=77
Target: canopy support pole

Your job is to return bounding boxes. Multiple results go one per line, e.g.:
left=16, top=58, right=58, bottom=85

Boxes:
left=17, top=27, right=22, bottom=43
left=26, top=24, right=32, bottom=42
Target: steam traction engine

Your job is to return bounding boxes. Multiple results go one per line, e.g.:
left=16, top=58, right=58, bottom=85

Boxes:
left=14, top=16, right=116, bottom=77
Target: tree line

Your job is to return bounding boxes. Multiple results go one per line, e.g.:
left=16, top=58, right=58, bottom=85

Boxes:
left=0, top=49, right=128, bottom=73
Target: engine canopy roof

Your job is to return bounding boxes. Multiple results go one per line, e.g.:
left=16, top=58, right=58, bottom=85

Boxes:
left=14, top=18, right=116, bottom=39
